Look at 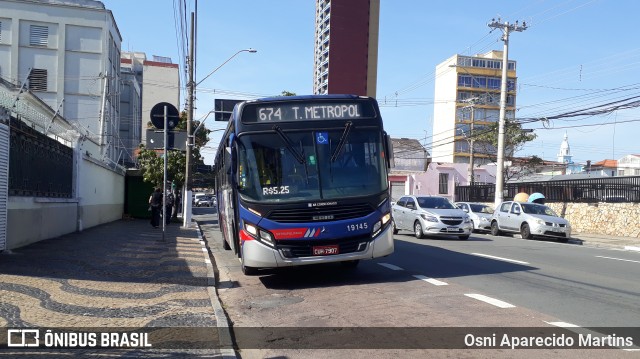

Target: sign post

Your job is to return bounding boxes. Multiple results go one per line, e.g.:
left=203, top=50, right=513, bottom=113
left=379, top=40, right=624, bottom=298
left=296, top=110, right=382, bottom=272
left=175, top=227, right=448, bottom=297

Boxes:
left=150, top=102, right=178, bottom=240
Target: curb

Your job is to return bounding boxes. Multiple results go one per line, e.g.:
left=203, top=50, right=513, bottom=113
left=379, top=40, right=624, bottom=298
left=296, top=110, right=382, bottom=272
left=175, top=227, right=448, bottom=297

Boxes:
left=194, top=221, right=238, bottom=359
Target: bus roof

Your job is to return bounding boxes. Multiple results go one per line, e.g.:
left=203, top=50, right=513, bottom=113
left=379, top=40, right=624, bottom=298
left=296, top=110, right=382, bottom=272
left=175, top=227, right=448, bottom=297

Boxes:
left=249, top=94, right=372, bottom=103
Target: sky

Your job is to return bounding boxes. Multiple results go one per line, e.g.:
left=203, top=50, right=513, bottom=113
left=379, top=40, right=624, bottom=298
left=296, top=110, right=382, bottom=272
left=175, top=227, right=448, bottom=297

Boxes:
left=105, top=0, right=640, bottom=166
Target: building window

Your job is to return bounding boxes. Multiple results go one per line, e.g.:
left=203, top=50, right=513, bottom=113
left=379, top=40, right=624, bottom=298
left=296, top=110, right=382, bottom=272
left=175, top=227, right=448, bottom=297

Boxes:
left=29, top=68, right=47, bottom=91
left=439, top=173, right=449, bottom=194
left=487, top=78, right=500, bottom=89
left=472, top=77, right=486, bottom=88
left=29, top=25, right=48, bottom=47
left=458, top=75, right=472, bottom=87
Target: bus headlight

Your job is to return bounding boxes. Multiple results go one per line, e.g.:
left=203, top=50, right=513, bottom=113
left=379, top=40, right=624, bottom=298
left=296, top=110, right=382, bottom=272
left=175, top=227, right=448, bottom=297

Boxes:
left=245, top=223, right=258, bottom=237
left=259, top=230, right=275, bottom=247
left=372, top=212, right=392, bottom=238
left=372, top=221, right=381, bottom=237
left=243, top=222, right=275, bottom=248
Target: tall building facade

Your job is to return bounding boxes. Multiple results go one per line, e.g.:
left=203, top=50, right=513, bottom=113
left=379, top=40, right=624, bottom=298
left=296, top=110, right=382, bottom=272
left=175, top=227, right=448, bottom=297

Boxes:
left=313, top=0, right=379, bottom=97
left=120, top=52, right=180, bottom=157
left=0, top=0, right=122, bottom=163
left=432, top=51, right=517, bottom=164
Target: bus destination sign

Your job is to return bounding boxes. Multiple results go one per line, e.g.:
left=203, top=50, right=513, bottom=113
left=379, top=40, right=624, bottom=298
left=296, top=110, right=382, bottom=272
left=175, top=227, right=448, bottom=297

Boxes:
left=255, top=103, right=364, bottom=122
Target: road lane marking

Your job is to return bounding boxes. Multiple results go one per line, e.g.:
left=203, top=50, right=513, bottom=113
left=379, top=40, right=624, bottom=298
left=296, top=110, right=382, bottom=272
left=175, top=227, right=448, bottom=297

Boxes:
left=378, top=263, right=404, bottom=271
left=546, top=321, right=579, bottom=327
left=413, top=275, right=448, bottom=286
left=596, top=255, right=640, bottom=264
left=465, top=294, right=515, bottom=308
left=471, top=253, right=530, bottom=265
left=625, top=246, right=640, bottom=252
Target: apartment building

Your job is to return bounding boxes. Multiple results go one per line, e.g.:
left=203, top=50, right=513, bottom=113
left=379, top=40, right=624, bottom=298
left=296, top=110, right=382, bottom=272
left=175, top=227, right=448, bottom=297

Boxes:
left=432, top=51, right=517, bottom=165
left=120, top=52, right=180, bottom=164
left=0, top=0, right=122, bottom=163
left=313, top=0, right=379, bottom=97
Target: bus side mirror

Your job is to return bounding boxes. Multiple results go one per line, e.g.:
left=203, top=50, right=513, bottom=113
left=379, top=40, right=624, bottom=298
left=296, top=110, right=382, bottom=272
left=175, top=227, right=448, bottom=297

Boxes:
left=385, top=134, right=395, bottom=169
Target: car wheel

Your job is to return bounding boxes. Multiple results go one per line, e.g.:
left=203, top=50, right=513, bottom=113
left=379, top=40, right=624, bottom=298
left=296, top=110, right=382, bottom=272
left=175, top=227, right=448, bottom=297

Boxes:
left=491, top=221, right=502, bottom=236
left=392, top=220, right=399, bottom=235
left=470, top=220, right=476, bottom=233
left=459, top=235, right=470, bottom=240
left=521, top=223, right=534, bottom=240
left=414, top=221, right=424, bottom=239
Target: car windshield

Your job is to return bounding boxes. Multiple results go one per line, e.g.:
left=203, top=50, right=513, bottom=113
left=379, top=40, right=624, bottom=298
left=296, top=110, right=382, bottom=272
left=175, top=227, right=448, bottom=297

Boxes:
left=521, top=203, right=558, bottom=216
left=470, top=204, right=494, bottom=214
left=417, top=197, right=456, bottom=209
left=236, top=129, right=388, bottom=203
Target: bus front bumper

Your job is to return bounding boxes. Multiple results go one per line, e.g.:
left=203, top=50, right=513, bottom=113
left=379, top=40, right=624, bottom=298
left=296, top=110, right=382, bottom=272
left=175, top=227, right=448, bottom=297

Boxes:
left=242, top=225, right=394, bottom=269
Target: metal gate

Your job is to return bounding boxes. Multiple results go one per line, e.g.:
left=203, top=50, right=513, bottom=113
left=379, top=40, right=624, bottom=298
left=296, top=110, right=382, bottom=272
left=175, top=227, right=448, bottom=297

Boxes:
left=0, top=120, right=9, bottom=251
left=390, top=181, right=405, bottom=203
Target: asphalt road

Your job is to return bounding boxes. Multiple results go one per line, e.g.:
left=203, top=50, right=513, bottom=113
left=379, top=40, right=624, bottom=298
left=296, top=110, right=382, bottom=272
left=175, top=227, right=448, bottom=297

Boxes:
left=391, top=230, right=640, bottom=328
left=193, top=209, right=640, bottom=358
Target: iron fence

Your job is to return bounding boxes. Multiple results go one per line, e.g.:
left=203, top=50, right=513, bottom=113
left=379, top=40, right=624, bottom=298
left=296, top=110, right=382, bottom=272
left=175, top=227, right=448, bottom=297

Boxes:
left=9, top=118, right=73, bottom=198
left=455, top=176, right=640, bottom=203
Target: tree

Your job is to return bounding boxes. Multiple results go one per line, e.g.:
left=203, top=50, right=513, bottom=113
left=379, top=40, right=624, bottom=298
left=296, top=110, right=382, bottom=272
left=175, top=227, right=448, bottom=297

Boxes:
left=280, top=90, right=296, bottom=96
left=473, top=119, right=538, bottom=181
left=138, top=110, right=209, bottom=188
left=137, top=145, right=186, bottom=188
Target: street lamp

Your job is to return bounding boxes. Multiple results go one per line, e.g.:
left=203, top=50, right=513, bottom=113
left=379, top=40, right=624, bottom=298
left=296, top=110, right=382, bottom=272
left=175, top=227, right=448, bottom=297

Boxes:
left=195, top=48, right=257, bottom=87
left=183, top=46, right=257, bottom=228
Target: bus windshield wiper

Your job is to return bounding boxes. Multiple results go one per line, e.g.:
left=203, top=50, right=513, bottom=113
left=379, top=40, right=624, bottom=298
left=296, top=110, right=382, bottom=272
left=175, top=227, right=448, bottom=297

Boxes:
left=330, top=121, right=353, bottom=162
left=273, top=125, right=306, bottom=165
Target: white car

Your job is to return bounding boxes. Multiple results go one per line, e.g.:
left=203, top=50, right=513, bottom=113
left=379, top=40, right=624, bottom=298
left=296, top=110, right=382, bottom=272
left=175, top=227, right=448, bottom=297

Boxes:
left=194, top=193, right=215, bottom=207
left=490, top=201, right=571, bottom=241
left=392, top=195, right=472, bottom=240
left=455, top=202, right=494, bottom=232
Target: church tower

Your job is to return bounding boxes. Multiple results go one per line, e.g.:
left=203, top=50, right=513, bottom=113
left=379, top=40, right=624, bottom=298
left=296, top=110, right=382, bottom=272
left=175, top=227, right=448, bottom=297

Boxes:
left=557, top=132, right=573, bottom=164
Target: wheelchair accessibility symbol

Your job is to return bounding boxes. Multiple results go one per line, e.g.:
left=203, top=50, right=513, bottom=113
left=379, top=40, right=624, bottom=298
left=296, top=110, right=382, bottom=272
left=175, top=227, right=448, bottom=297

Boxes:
left=316, top=132, right=328, bottom=145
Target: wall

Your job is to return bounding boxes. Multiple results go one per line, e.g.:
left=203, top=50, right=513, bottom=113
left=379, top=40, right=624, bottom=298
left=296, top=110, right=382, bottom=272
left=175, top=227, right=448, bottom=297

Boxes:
left=76, top=152, right=125, bottom=230
left=481, top=201, right=640, bottom=239
left=546, top=202, right=640, bottom=238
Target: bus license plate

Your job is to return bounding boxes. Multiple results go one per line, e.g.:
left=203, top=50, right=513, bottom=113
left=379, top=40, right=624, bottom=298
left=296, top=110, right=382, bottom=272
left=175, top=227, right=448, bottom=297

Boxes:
left=313, top=245, right=339, bottom=256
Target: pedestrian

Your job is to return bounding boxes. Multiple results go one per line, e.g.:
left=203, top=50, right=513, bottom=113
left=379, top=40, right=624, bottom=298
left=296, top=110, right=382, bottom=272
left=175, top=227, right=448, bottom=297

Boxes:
left=165, top=192, right=174, bottom=225
left=149, top=187, right=163, bottom=228
left=174, top=193, right=182, bottom=217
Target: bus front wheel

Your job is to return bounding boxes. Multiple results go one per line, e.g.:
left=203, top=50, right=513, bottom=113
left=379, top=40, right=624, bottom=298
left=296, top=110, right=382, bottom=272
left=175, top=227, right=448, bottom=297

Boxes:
left=241, top=247, right=258, bottom=276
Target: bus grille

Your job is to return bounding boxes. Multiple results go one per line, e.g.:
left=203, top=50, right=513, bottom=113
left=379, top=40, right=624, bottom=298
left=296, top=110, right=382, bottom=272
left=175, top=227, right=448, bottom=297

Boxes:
left=277, top=235, right=370, bottom=258
left=267, top=203, right=374, bottom=223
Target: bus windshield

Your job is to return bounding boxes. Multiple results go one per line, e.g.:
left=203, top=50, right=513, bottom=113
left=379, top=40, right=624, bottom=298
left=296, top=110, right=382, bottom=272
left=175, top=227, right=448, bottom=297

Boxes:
left=237, top=128, right=387, bottom=203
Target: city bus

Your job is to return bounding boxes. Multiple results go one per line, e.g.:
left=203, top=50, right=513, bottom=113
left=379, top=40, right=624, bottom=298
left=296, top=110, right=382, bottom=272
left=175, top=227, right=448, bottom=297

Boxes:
left=213, top=94, right=394, bottom=275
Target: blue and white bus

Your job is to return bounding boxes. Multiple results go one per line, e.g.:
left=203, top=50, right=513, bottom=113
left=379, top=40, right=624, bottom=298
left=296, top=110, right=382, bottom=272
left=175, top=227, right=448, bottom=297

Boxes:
left=213, top=95, right=394, bottom=275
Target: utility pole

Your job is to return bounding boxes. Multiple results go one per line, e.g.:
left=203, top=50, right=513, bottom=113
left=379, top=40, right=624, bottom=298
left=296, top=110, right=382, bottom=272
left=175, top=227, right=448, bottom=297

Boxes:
left=487, top=18, right=526, bottom=208
left=183, top=11, right=195, bottom=228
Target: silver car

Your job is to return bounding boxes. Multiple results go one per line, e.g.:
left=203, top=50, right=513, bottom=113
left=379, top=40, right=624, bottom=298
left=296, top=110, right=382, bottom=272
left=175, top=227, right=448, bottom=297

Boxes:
left=490, top=201, right=571, bottom=241
left=455, top=202, right=494, bottom=232
left=392, top=195, right=472, bottom=240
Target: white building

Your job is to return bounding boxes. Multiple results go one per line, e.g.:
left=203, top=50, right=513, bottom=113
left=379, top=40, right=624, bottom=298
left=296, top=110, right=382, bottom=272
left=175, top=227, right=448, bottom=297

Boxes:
left=432, top=51, right=517, bottom=165
left=0, top=0, right=122, bottom=163
left=617, top=154, right=640, bottom=176
left=120, top=52, right=180, bottom=148
left=0, top=0, right=125, bottom=250
left=119, top=66, right=141, bottom=167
